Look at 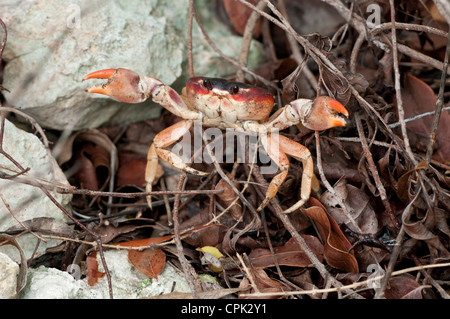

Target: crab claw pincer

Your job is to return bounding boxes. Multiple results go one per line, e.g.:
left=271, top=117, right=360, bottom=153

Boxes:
left=293, top=96, right=349, bottom=131
left=83, top=68, right=162, bottom=104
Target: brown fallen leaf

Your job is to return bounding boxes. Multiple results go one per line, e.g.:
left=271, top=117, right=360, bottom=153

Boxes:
left=73, top=142, right=110, bottom=190
left=223, top=0, right=261, bottom=37
left=384, top=275, right=423, bottom=299
left=181, top=224, right=228, bottom=248
left=116, top=152, right=164, bottom=187
left=128, top=247, right=166, bottom=279
left=56, top=129, right=118, bottom=190
left=396, top=163, right=427, bottom=200
left=87, top=251, right=105, bottom=286
left=249, top=235, right=323, bottom=269
left=401, top=73, right=450, bottom=162
left=321, top=178, right=378, bottom=235
left=57, top=129, right=118, bottom=169
left=238, top=268, right=291, bottom=299
left=302, top=197, right=359, bottom=273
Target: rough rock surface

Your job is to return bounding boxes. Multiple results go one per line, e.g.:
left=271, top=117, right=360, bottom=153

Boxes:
left=0, top=252, right=19, bottom=299
left=20, top=250, right=191, bottom=299
left=0, top=118, right=72, bottom=262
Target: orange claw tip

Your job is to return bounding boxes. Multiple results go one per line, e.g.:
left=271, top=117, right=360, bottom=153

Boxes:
left=331, top=118, right=347, bottom=127
left=327, top=97, right=349, bottom=118
left=82, top=69, right=117, bottom=81
left=85, top=87, right=108, bottom=95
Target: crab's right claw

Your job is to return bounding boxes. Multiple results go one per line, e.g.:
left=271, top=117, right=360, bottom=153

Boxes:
left=83, top=68, right=162, bottom=104
left=292, top=97, right=349, bottom=131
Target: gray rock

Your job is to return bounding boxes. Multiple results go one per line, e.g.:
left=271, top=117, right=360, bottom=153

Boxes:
left=0, top=118, right=72, bottom=262
left=20, top=250, right=191, bottom=299
left=0, top=252, right=19, bottom=299
left=2, top=0, right=264, bottom=130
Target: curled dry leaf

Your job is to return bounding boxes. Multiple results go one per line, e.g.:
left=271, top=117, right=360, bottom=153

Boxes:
left=56, top=129, right=118, bottom=169
left=305, top=33, right=332, bottom=52
left=248, top=235, right=323, bottom=269
left=116, top=152, right=146, bottom=186
left=56, top=129, right=118, bottom=190
left=303, top=197, right=359, bottom=273
left=396, top=163, right=427, bottom=200
left=73, top=142, right=110, bottom=190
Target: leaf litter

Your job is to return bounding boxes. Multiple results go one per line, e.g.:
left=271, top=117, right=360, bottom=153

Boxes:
left=0, top=0, right=449, bottom=300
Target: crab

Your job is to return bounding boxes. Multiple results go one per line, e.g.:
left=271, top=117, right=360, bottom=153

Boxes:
left=83, top=68, right=349, bottom=214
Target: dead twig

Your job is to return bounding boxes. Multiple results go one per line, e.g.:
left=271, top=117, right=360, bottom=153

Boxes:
left=425, top=30, right=450, bottom=165
left=236, top=0, right=267, bottom=82
left=171, top=171, right=203, bottom=296
left=355, top=113, right=399, bottom=228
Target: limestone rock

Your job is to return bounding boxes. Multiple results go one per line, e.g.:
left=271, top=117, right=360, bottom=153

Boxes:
left=0, top=252, right=20, bottom=299
left=0, top=118, right=72, bottom=262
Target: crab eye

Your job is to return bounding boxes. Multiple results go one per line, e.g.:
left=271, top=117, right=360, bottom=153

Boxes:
left=229, top=85, right=239, bottom=95
left=202, top=79, right=213, bottom=91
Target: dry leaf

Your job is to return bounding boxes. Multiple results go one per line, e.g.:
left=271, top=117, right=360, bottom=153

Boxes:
left=322, top=178, right=378, bottom=235
left=384, top=275, right=423, bottom=299
left=401, top=73, right=450, bottom=162
left=249, top=235, right=323, bottom=268
left=56, top=129, right=118, bottom=191
left=197, top=246, right=224, bottom=272
left=238, top=268, right=290, bottom=299
left=74, top=142, right=110, bottom=190
left=302, top=197, right=359, bottom=273
left=128, top=247, right=166, bottom=279
left=87, top=251, right=104, bottom=286
left=56, top=129, right=118, bottom=169
left=223, top=0, right=261, bottom=37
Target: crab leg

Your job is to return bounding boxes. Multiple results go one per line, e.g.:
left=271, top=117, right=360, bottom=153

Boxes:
left=278, top=134, right=314, bottom=214
left=257, top=133, right=314, bottom=214
left=145, top=119, right=209, bottom=208
left=256, top=133, right=290, bottom=212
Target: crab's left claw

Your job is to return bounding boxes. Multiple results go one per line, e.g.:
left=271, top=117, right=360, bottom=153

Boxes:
left=293, top=96, right=349, bottom=131
left=83, top=68, right=163, bottom=104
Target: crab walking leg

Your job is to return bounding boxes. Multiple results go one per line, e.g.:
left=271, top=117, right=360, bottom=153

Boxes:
left=145, top=119, right=209, bottom=208
left=256, top=133, right=290, bottom=212
left=145, top=143, right=159, bottom=209
left=278, top=134, right=314, bottom=214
